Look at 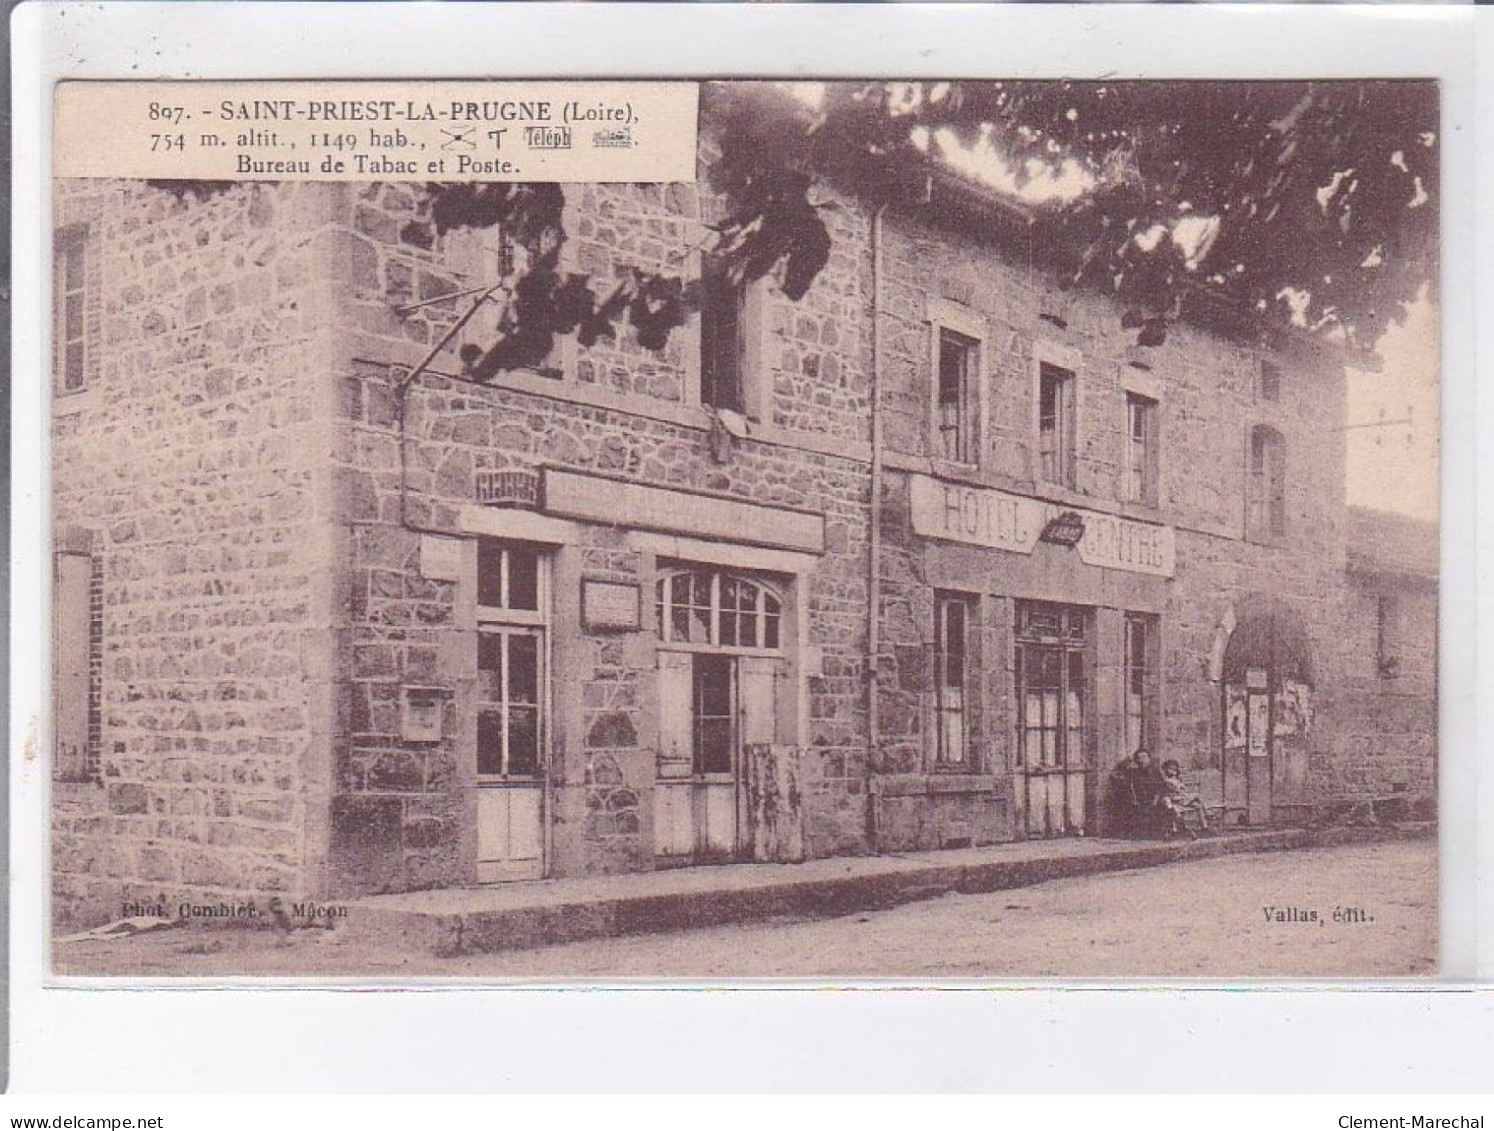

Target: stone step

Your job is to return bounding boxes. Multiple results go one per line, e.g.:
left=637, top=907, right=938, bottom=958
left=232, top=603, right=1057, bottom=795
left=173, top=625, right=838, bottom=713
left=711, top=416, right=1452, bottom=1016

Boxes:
left=346, top=828, right=1322, bottom=957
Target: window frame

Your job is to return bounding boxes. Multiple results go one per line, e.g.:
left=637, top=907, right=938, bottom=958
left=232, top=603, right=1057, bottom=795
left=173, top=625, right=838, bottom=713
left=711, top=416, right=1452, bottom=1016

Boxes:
left=1247, top=424, right=1288, bottom=538
left=654, top=566, right=786, bottom=656
left=1123, top=612, right=1160, bottom=758
left=1258, top=357, right=1282, bottom=403
left=931, top=591, right=976, bottom=770
left=54, top=224, right=90, bottom=396
left=934, top=327, right=981, bottom=466
left=689, top=652, right=737, bottom=777
left=1037, top=361, right=1078, bottom=488
left=926, top=298, right=989, bottom=469
left=693, top=253, right=767, bottom=421
left=474, top=539, right=551, bottom=782
left=1124, top=390, right=1160, bottom=507
left=699, top=252, right=747, bottom=415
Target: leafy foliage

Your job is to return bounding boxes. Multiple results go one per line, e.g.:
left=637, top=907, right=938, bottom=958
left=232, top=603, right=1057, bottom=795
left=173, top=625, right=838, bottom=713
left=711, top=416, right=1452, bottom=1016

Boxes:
left=150, top=80, right=1439, bottom=369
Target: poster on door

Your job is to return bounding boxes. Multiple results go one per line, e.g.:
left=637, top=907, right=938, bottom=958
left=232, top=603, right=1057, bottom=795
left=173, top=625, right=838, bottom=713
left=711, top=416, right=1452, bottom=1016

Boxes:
left=1273, top=679, right=1314, bottom=737
left=1225, top=686, right=1249, bottom=750
left=1248, top=693, right=1270, bottom=758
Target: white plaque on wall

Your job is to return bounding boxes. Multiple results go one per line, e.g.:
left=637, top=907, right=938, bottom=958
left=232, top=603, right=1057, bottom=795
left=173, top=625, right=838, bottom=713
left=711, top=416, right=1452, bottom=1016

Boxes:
left=583, top=579, right=642, bottom=631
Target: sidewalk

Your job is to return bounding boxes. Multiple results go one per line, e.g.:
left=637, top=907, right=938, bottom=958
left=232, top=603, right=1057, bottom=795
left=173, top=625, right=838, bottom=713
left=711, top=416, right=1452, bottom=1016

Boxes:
left=349, top=826, right=1421, bottom=956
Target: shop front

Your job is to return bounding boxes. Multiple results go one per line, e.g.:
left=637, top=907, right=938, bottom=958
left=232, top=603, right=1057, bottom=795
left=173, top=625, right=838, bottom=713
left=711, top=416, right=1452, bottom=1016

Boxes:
left=891, top=474, right=1176, bottom=844
left=451, top=467, right=826, bottom=884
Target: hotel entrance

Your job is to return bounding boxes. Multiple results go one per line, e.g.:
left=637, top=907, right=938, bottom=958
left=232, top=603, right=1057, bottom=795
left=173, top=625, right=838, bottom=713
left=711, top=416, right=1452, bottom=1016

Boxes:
left=1014, top=601, right=1095, bottom=837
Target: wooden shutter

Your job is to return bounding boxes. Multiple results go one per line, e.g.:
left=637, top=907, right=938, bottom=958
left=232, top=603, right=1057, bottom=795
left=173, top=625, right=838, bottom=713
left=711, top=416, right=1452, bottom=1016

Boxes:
left=737, top=655, right=779, bottom=747
left=656, top=651, right=694, bottom=778
left=54, top=553, right=92, bottom=781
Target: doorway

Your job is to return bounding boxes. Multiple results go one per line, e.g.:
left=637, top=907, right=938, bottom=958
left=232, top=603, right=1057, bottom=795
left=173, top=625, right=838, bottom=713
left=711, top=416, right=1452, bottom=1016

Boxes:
left=1014, top=602, right=1093, bottom=837
left=653, top=566, right=784, bottom=865
left=1219, top=607, right=1316, bottom=826
left=474, top=539, right=549, bottom=883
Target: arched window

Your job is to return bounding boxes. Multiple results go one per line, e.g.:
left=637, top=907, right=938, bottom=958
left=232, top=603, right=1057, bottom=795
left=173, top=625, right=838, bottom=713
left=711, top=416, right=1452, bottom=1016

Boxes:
left=655, top=567, right=783, bottom=650
left=1248, top=425, right=1286, bottom=537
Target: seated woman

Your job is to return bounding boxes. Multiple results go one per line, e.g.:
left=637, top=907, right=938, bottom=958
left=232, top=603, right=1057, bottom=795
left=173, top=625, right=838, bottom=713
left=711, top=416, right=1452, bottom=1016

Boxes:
left=1107, top=750, right=1164, bottom=837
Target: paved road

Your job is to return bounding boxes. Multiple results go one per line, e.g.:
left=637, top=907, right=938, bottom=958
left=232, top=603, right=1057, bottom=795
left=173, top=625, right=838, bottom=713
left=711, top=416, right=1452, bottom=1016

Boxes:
left=58, top=839, right=1436, bottom=979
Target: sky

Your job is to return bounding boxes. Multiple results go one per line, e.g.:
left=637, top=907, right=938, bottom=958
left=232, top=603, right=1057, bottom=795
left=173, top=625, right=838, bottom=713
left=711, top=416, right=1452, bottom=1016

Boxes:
left=1343, top=292, right=1439, bottom=523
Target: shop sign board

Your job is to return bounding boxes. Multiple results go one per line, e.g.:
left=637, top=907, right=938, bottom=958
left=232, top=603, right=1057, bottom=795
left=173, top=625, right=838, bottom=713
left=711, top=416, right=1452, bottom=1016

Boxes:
left=908, top=474, right=1176, bottom=578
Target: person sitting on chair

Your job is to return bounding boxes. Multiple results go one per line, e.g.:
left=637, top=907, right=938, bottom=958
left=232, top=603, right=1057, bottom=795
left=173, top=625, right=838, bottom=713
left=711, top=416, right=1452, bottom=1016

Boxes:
left=1109, top=749, right=1164, bottom=837
left=1159, top=758, right=1209, bottom=837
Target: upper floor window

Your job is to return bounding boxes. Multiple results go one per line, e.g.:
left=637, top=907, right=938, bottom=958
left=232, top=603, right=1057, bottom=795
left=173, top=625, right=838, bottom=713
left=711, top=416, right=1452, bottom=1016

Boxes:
left=1247, top=425, right=1287, bottom=537
left=933, top=593, right=973, bottom=767
left=55, top=225, right=89, bottom=395
left=1039, top=362, right=1076, bottom=487
left=1125, top=392, right=1159, bottom=506
left=656, top=567, right=783, bottom=651
left=1258, top=358, right=1281, bottom=403
left=936, top=328, right=980, bottom=465
left=699, top=255, right=745, bottom=414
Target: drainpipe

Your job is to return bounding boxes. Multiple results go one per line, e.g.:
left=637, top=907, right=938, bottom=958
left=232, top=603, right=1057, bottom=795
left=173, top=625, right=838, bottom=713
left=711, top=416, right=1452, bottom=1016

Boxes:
left=867, top=202, right=889, bottom=851
left=866, top=180, right=933, bottom=852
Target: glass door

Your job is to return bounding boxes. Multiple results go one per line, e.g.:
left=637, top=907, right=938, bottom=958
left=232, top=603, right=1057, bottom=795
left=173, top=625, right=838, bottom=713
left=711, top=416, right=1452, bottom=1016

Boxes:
left=1015, top=602, right=1092, bottom=837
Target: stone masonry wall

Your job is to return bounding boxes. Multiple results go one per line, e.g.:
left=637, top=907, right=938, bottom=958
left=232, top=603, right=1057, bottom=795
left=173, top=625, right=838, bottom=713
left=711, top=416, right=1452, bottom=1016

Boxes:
left=54, top=137, right=1430, bottom=917
left=51, top=180, right=344, bottom=929
left=323, top=161, right=876, bottom=894
left=871, top=206, right=1354, bottom=826
left=1323, top=509, right=1438, bottom=809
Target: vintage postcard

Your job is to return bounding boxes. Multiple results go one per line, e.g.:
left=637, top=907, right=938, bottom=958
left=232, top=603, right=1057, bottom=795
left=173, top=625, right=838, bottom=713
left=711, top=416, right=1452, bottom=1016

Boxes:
left=48, top=77, right=1440, bottom=980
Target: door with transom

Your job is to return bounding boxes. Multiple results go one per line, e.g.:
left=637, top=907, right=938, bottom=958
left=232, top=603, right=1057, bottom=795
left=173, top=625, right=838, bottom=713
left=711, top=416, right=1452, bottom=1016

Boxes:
left=1014, top=602, right=1094, bottom=837
left=653, top=566, right=784, bottom=865
left=474, top=539, right=549, bottom=883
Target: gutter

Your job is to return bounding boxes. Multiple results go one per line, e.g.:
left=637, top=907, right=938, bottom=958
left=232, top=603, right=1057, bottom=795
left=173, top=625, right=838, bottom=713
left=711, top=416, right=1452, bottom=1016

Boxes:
left=866, top=177, right=932, bottom=852
left=867, top=201, right=889, bottom=851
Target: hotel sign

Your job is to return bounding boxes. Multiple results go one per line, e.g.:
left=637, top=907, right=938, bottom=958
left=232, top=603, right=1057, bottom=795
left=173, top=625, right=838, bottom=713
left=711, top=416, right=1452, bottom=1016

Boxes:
left=909, top=475, right=1175, bottom=578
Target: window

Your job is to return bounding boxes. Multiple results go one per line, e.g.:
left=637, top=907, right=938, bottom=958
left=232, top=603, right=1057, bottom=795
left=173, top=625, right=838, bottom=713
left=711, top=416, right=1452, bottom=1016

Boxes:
left=692, top=654, right=735, bottom=774
left=1125, top=393, right=1159, bottom=506
left=936, top=328, right=980, bottom=464
left=1258, top=359, right=1281, bottom=402
left=655, top=568, right=782, bottom=651
left=55, top=226, right=88, bottom=394
left=933, top=594, right=973, bottom=767
left=1039, top=362, right=1076, bottom=486
left=1376, top=593, right=1402, bottom=678
left=1124, top=613, right=1158, bottom=756
left=700, top=255, right=745, bottom=413
left=1247, top=425, right=1287, bottom=537
left=476, top=540, right=548, bottom=779
left=477, top=630, right=542, bottom=777
left=54, top=551, right=101, bottom=783
left=478, top=539, right=541, bottom=612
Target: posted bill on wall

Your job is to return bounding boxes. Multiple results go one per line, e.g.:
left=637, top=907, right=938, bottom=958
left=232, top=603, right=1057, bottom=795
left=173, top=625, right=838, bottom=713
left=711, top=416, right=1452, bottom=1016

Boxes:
left=46, top=76, right=1440, bottom=981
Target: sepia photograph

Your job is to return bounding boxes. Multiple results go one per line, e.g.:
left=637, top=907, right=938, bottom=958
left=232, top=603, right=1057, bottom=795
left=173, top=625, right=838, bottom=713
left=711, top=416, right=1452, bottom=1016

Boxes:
left=48, top=77, right=1441, bottom=980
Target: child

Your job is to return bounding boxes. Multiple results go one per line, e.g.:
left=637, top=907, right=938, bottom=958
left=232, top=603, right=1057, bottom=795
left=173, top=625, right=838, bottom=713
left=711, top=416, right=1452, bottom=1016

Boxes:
left=1159, top=759, right=1209, bottom=837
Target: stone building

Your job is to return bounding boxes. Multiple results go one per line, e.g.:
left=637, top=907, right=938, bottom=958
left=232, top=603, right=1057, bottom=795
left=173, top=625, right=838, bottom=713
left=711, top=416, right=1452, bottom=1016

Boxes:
left=51, top=100, right=1438, bottom=928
